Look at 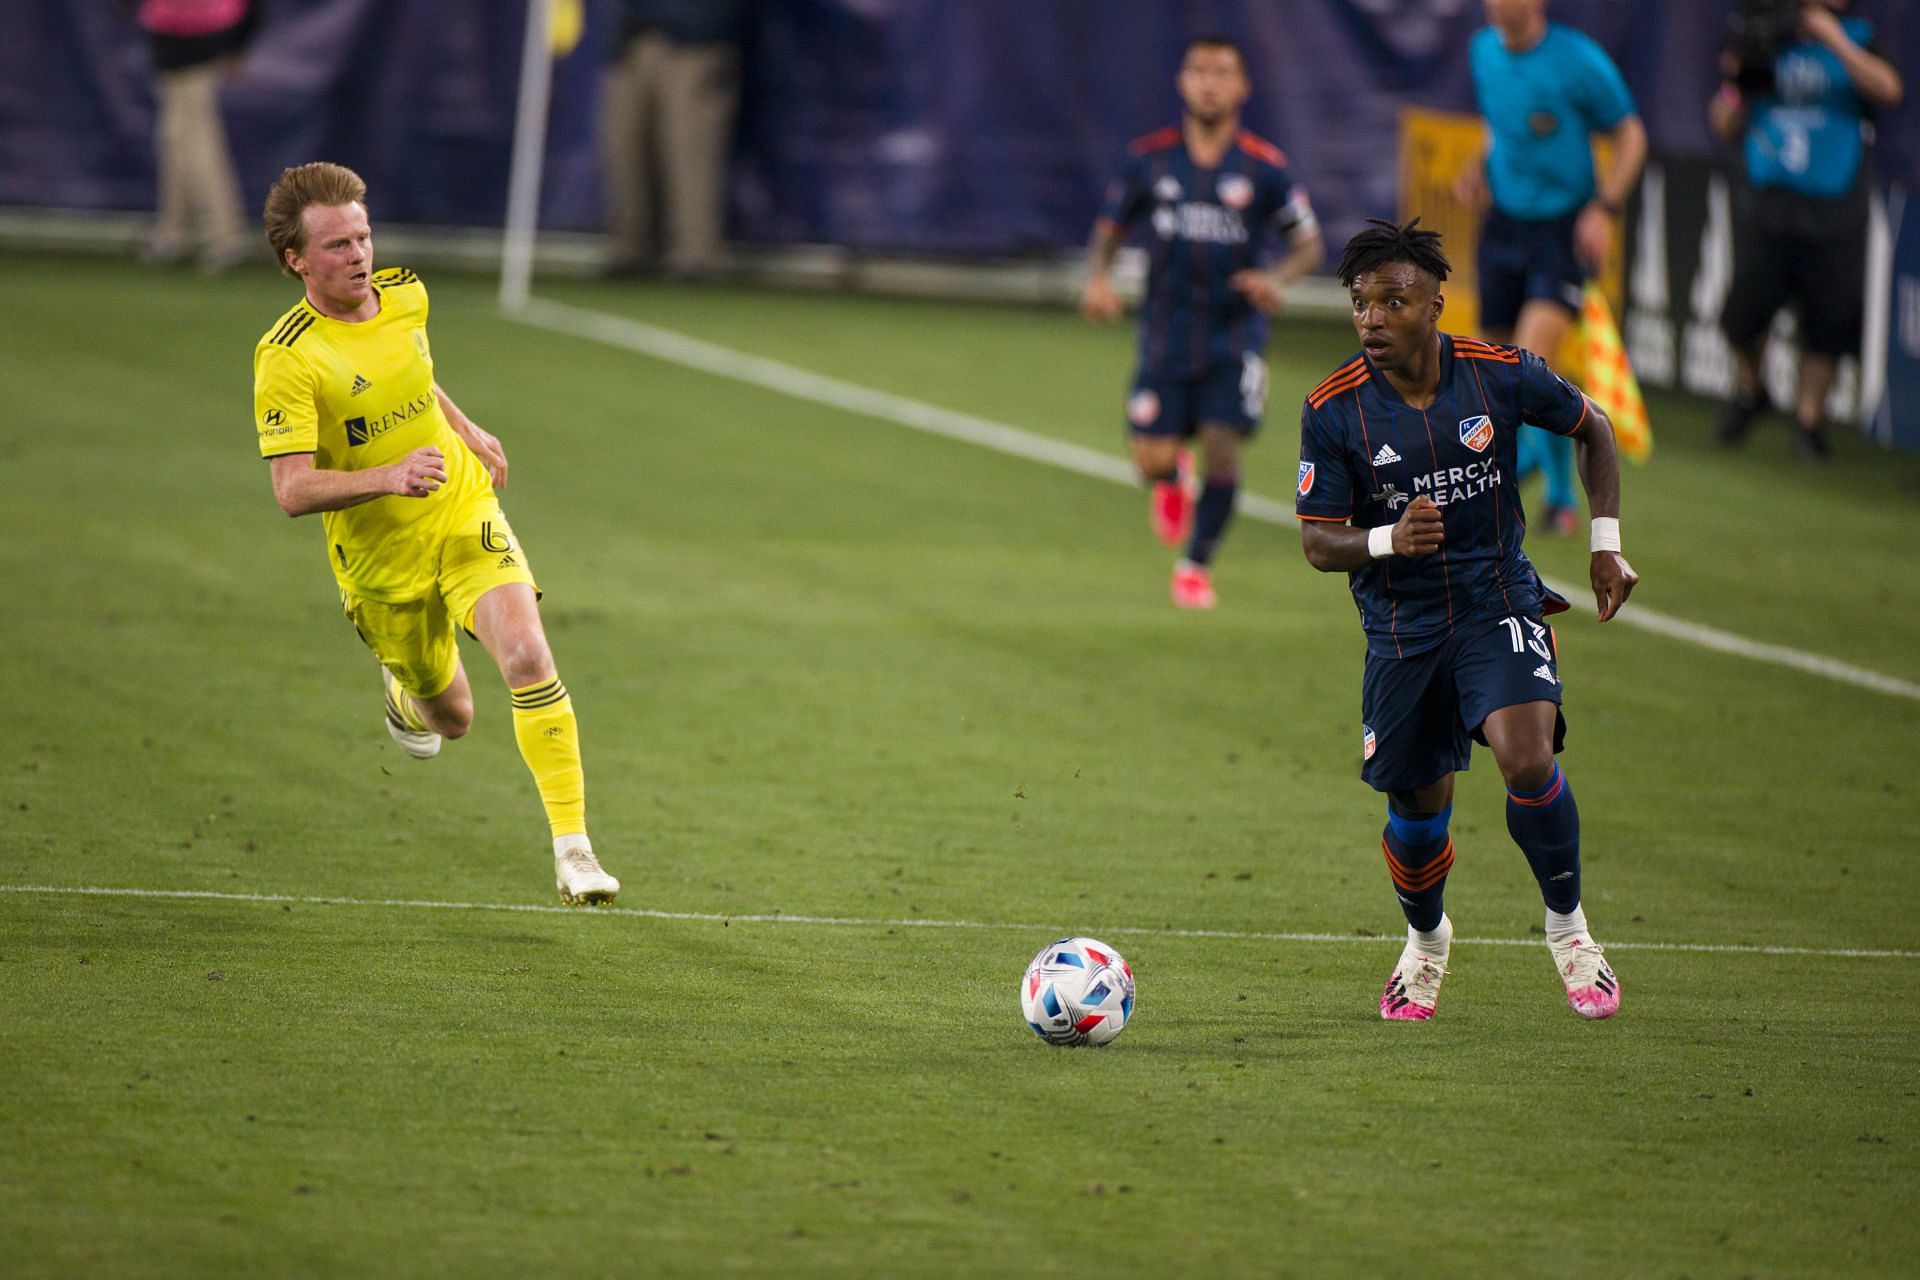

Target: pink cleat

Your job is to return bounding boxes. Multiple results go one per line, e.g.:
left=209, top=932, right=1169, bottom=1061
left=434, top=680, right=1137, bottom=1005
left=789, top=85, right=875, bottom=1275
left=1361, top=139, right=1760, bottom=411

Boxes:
left=1150, top=449, right=1195, bottom=546
left=1549, top=934, right=1620, bottom=1019
left=1380, top=937, right=1448, bottom=1020
left=1170, top=559, right=1216, bottom=610
left=1541, top=504, right=1581, bottom=536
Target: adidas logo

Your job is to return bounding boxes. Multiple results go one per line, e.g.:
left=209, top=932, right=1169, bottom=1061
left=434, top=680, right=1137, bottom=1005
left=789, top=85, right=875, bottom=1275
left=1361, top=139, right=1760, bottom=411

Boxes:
left=497, top=554, right=517, bottom=568
left=1372, top=443, right=1402, bottom=465
left=350, top=374, right=372, bottom=396
left=1533, top=663, right=1558, bottom=685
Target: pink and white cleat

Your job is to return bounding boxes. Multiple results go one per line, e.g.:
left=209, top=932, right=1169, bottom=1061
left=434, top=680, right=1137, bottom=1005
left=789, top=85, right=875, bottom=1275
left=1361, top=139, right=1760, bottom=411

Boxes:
left=1549, top=934, right=1620, bottom=1019
left=1380, top=937, right=1449, bottom=1021
left=1170, top=559, right=1216, bottom=610
left=1150, top=449, right=1195, bottom=546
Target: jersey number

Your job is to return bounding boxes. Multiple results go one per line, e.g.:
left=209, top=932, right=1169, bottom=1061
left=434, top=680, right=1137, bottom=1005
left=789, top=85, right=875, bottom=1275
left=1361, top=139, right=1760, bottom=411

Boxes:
left=1239, top=353, right=1269, bottom=418
left=1500, top=616, right=1553, bottom=662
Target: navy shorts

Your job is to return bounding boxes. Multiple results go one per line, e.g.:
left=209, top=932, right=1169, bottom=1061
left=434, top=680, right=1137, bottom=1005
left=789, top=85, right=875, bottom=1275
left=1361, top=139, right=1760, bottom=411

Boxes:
left=1126, top=352, right=1268, bottom=439
left=1477, top=208, right=1587, bottom=332
left=1359, top=610, right=1567, bottom=793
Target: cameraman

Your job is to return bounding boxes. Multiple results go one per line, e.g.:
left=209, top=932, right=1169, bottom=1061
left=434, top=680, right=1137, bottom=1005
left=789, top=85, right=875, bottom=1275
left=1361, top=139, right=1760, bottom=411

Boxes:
left=1711, top=0, right=1902, bottom=461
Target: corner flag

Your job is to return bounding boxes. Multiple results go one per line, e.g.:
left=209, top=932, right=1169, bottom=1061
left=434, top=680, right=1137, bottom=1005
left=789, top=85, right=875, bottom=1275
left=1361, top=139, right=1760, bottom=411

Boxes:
left=1579, top=284, right=1652, bottom=464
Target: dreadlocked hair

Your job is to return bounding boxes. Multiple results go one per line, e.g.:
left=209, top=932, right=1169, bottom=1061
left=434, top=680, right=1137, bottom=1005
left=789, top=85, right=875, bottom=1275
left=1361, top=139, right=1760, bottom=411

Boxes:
left=1335, top=218, right=1451, bottom=287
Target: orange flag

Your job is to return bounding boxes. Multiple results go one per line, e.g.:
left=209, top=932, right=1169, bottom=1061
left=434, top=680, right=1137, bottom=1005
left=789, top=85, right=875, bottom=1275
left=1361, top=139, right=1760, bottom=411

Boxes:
left=1577, top=283, right=1652, bottom=464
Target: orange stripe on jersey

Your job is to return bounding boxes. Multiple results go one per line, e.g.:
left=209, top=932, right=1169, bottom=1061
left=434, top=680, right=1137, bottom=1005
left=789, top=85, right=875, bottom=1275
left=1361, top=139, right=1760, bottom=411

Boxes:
left=1295, top=513, right=1350, bottom=523
left=1308, top=358, right=1365, bottom=400
left=1565, top=396, right=1589, bottom=436
left=1454, top=338, right=1520, bottom=364
left=1129, top=126, right=1182, bottom=155
left=1308, top=366, right=1370, bottom=409
left=1236, top=130, right=1287, bottom=167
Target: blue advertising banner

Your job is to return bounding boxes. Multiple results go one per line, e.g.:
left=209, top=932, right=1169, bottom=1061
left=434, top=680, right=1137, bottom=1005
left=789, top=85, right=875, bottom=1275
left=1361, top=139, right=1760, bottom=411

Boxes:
left=1, top=1, right=1913, bottom=254
left=1880, top=189, right=1920, bottom=450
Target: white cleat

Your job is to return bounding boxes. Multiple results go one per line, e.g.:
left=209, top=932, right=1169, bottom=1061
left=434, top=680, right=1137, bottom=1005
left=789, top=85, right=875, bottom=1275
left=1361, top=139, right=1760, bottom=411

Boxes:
left=1549, top=933, right=1621, bottom=1019
left=1380, top=936, right=1449, bottom=1021
left=555, top=844, right=619, bottom=906
left=382, top=668, right=442, bottom=759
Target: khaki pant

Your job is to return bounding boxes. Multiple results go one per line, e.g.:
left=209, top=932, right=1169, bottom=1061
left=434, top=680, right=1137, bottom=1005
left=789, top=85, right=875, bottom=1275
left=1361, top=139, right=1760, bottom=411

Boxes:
left=152, top=62, right=247, bottom=262
left=600, top=33, right=739, bottom=275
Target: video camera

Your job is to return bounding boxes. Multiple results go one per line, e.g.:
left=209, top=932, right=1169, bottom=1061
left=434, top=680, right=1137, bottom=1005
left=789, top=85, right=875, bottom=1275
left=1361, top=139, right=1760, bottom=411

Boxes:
left=1725, top=0, right=1804, bottom=97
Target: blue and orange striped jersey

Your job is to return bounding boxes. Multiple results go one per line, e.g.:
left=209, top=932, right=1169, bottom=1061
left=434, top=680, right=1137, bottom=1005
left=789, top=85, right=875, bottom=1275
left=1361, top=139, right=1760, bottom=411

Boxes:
left=1296, top=336, right=1587, bottom=658
left=1097, top=127, right=1315, bottom=379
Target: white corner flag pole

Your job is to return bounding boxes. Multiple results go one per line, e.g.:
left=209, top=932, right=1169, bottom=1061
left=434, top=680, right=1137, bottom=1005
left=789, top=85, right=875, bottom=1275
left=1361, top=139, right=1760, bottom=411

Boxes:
left=499, top=0, right=557, bottom=313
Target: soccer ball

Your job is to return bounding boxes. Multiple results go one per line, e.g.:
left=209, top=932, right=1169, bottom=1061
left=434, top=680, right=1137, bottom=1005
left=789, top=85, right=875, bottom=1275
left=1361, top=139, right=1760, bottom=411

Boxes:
left=1020, top=936, right=1135, bottom=1047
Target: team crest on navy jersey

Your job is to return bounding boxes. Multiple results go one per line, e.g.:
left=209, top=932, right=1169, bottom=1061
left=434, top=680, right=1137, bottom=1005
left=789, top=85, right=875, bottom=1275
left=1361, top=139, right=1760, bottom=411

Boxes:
left=1362, top=724, right=1377, bottom=760
left=1217, top=174, right=1253, bottom=210
left=1458, top=414, right=1494, bottom=453
left=1298, top=461, right=1316, bottom=497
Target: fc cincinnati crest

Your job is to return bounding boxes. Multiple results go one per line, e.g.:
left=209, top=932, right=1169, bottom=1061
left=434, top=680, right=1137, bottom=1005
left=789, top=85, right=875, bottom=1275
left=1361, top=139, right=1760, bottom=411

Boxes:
left=1217, top=174, right=1253, bottom=210
left=1362, top=725, right=1377, bottom=760
left=1297, top=461, right=1315, bottom=497
left=1458, top=414, right=1493, bottom=453
left=1127, top=390, right=1161, bottom=427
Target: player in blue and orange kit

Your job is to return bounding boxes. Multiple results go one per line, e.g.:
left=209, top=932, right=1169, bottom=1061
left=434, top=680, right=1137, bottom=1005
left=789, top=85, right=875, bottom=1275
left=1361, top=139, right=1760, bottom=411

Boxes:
left=1296, top=220, right=1639, bottom=1021
left=1082, top=35, right=1323, bottom=609
left=1456, top=0, right=1645, bottom=533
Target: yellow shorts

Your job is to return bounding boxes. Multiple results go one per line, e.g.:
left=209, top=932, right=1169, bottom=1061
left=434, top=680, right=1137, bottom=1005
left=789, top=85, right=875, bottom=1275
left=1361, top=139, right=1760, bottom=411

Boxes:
left=342, top=500, right=539, bottom=699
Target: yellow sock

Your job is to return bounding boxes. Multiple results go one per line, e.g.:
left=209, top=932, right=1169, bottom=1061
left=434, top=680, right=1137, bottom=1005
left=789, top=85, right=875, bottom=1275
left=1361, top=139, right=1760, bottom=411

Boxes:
left=509, top=677, right=586, bottom=838
left=385, top=673, right=430, bottom=733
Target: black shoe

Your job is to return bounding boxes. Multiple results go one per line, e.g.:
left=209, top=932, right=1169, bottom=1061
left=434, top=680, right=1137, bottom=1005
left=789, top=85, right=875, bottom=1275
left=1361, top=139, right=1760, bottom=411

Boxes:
left=1794, top=425, right=1832, bottom=463
left=1716, top=392, right=1766, bottom=446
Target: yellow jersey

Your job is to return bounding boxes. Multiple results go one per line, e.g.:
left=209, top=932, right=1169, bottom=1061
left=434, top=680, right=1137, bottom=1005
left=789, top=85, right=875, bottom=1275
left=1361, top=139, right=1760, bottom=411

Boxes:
left=253, top=268, right=493, bottom=602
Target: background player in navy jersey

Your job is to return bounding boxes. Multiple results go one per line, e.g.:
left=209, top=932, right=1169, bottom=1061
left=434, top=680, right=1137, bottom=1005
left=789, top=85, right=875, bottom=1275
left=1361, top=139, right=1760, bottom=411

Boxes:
left=1296, top=220, right=1638, bottom=1021
left=1082, top=35, right=1323, bottom=609
left=1456, top=0, right=1645, bottom=532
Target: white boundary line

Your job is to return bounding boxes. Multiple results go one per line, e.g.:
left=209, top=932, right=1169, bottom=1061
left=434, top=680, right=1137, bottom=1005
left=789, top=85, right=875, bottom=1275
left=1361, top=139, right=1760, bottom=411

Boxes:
left=511, top=296, right=1920, bottom=704
left=3, top=884, right=1915, bottom=959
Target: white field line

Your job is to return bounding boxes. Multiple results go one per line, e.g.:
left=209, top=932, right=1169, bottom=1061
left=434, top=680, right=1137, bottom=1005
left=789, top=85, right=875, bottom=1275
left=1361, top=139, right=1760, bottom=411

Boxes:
left=4, top=884, right=1915, bottom=960
left=513, top=296, right=1920, bottom=704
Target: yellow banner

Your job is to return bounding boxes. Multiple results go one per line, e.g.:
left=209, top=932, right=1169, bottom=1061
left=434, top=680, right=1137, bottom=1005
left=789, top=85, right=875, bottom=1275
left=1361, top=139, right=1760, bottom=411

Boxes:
left=1396, top=107, right=1625, bottom=332
left=1397, top=108, right=1647, bottom=461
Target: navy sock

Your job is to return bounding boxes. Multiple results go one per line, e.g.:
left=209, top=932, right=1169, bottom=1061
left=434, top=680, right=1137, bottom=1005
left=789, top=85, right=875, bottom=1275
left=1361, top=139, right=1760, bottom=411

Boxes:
left=1382, top=798, right=1454, bottom=933
left=1185, top=478, right=1238, bottom=566
left=1506, top=763, right=1581, bottom=913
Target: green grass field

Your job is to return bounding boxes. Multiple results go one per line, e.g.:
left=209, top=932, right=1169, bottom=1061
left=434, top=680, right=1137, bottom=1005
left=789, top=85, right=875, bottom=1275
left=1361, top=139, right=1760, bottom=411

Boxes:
left=4, top=251, right=1918, bottom=1277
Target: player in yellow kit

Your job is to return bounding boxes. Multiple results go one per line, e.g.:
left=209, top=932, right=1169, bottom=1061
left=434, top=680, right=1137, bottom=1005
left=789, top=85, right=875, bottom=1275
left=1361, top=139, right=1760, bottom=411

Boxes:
left=252, top=162, right=618, bottom=905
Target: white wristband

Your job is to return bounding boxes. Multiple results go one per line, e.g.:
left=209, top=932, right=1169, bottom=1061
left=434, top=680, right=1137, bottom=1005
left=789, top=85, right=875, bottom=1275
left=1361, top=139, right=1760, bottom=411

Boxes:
left=1590, top=516, right=1621, bottom=554
left=1367, top=524, right=1395, bottom=559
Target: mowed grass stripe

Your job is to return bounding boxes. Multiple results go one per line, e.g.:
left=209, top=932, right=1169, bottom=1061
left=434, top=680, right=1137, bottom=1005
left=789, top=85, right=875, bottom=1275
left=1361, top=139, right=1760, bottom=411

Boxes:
left=6, top=884, right=1915, bottom=960
left=513, top=295, right=1920, bottom=703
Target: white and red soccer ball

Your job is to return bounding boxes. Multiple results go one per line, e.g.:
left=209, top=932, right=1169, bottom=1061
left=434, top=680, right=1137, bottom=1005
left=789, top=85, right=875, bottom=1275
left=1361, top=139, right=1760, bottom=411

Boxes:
left=1021, top=936, right=1135, bottom=1047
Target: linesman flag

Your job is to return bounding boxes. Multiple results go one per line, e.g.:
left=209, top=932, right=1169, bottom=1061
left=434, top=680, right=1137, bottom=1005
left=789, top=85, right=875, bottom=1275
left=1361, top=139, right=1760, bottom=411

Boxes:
left=1578, top=283, right=1651, bottom=464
